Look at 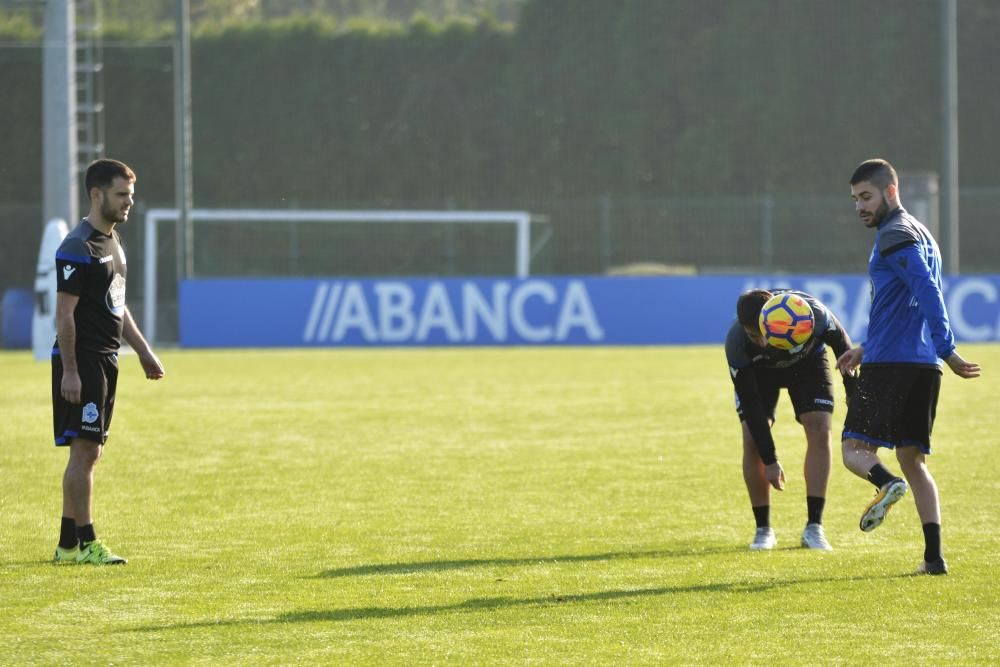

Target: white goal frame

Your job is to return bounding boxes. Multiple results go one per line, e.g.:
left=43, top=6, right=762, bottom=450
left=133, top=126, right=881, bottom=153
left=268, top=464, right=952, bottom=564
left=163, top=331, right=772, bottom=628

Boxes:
left=142, top=208, right=533, bottom=343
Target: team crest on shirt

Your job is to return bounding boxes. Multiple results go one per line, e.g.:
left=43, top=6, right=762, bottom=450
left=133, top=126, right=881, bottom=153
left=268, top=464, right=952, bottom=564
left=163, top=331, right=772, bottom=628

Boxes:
left=82, top=402, right=99, bottom=424
left=106, top=273, right=126, bottom=315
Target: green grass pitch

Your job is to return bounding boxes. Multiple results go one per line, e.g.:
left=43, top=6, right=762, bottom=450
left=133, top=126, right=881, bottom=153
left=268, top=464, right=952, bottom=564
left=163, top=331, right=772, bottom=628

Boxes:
left=1, top=345, right=998, bottom=664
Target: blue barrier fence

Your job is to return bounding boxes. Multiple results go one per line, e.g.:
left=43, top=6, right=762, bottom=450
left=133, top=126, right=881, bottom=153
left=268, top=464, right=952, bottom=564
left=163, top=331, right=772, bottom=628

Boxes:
left=179, top=275, right=1000, bottom=348
left=1, top=288, right=33, bottom=349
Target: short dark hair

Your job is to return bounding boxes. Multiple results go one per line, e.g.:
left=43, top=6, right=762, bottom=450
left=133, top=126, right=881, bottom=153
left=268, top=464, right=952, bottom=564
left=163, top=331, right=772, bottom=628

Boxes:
left=736, top=289, right=772, bottom=328
left=850, top=158, right=898, bottom=190
left=85, top=158, right=135, bottom=193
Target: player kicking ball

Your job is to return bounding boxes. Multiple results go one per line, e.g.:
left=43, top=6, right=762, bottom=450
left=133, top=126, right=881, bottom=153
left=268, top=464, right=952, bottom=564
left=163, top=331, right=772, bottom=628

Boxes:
left=839, top=159, right=980, bottom=575
left=726, top=289, right=856, bottom=551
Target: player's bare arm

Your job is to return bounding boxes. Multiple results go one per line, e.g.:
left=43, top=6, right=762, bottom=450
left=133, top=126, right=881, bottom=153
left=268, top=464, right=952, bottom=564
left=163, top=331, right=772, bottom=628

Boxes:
left=123, top=307, right=165, bottom=380
left=55, top=291, right=81, bottom=404
left=945, top=352, right=981, bottom=379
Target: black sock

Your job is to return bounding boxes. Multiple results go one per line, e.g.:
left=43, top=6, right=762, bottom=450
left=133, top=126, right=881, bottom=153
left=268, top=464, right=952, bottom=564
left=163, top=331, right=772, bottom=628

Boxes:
left=752, top=505, right=770, bottom=529
left=59, top=517, right=78, bottom=550
left=77, top=523, right=97, bottom=546
left=866, top=463, right=898, bottom=490
left=922, top=523, right=942, bottom=563
left=806, top=496, right=825, bottom=525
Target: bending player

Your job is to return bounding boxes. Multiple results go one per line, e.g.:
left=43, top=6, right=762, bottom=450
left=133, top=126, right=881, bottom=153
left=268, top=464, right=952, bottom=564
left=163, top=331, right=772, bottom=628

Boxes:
left=726, top=288, right=855, bottom=551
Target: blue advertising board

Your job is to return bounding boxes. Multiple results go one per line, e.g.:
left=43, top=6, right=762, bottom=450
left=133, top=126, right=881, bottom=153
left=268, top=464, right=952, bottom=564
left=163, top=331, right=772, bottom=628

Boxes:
left=179, top=275, right=1000, bottom=348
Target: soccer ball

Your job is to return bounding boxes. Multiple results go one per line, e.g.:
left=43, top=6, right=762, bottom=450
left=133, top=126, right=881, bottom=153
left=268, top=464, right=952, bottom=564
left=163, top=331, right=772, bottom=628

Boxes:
left=758, top=293, right=814, bottom=350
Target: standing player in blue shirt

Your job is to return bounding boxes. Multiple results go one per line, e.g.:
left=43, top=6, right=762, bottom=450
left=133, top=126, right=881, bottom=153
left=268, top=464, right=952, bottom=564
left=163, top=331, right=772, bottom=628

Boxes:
left=838, top=159, right=980, bottom=575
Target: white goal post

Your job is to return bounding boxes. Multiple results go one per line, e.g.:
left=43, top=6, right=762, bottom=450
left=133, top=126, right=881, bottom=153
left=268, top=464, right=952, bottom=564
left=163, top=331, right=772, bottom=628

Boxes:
left=142, top=208, right=533, bottom=343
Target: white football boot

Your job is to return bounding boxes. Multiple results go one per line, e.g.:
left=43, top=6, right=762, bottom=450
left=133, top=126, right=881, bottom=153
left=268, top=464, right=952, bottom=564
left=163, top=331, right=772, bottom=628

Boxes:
left=749, top=527, right=776, bottom=550
left=800, top=523, right=833, bottom=551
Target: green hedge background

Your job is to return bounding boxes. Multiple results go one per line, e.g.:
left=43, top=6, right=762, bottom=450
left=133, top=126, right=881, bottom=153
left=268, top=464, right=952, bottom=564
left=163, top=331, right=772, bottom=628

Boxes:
left=4, top=0, right=1000, bottom=210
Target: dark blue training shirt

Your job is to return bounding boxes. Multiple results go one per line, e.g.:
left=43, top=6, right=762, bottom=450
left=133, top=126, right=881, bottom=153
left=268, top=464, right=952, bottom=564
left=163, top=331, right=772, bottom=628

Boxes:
left=863, top=207, right=955, bottom=367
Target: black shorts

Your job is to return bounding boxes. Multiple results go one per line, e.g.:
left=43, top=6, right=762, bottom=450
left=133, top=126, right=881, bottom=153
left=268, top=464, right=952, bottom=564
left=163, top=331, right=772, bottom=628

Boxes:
left=842, top=364, right=941, bottom=453
left=52, top=350, right=119, bottom=446
left=736, top=352, right=835, bottom=423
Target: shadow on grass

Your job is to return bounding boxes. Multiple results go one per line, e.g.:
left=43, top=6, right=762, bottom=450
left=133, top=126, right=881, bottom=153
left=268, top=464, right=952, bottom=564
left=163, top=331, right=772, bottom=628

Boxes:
left=316, top=545, right=739, bottom=578
left=126, top=572, right=912, bottom=632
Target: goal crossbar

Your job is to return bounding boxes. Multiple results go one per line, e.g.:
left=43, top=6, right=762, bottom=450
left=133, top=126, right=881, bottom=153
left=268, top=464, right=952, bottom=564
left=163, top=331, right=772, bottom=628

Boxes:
left=143, top=208, right=533, bottom=343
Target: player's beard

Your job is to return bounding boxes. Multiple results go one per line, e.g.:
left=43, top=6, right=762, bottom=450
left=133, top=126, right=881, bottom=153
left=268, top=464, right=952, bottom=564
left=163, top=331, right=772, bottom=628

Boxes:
left=102, top=199, right=129, bottom=224
left=864, top=198, right=890, bottom=228
left=861, top=199, right=889, bottom=228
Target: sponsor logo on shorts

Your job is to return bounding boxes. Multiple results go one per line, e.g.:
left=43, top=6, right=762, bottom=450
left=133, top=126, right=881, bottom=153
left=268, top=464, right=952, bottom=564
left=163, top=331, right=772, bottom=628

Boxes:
left=82, top=402, right=99, bottom=424
left=99, top=254, right=114, bottom=264
left=81, top=425, right=102, bottom=432
left=814, top=398, right=834, bottom=406
left=62, top=265, right=76, bottom=280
